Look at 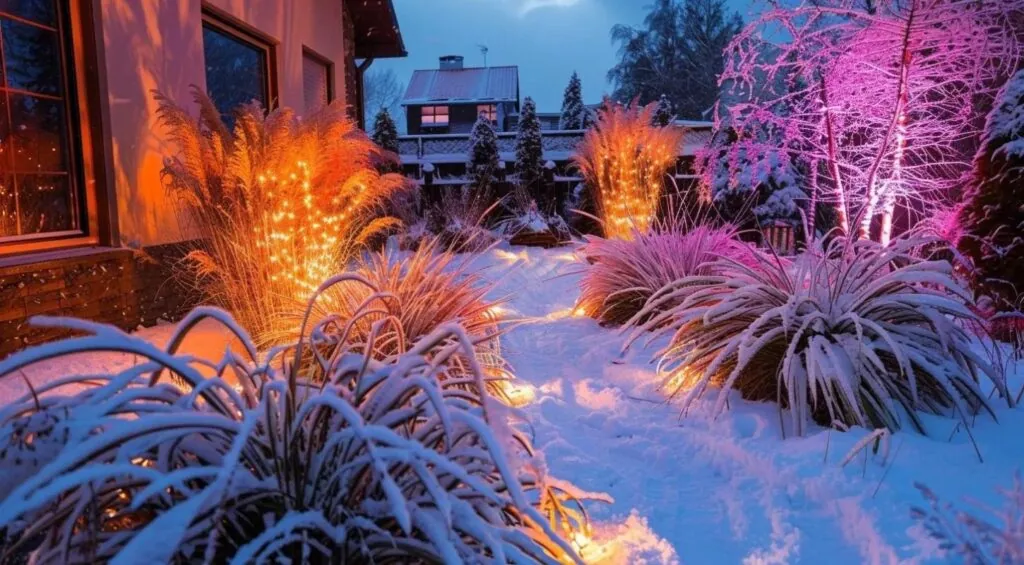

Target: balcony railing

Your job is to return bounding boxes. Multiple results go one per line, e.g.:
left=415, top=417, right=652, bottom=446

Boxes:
left=397, top=125, right=713, bottom=165
left=398, top=130, right=587, bottom=162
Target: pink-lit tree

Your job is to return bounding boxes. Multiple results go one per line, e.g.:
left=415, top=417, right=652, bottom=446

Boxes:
left=712, top=0, right=1021, bottom=244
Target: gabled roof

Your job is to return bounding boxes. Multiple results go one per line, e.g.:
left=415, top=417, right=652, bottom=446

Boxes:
left=402, top=66, right=519, bottom=105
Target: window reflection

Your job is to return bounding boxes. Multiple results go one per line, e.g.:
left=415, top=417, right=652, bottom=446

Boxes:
left=0, top=0, right=77, bottom=239
left=202, top=20, right=270, bottom=126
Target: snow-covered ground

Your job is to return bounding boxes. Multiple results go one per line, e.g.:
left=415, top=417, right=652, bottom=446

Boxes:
left=474, top=246, right=1023, bottom=564
left=3, top=245, right=1022, bottom=564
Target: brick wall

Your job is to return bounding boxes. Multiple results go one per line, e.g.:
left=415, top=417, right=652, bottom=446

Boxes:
left=0, top=243, right=199, bottom=358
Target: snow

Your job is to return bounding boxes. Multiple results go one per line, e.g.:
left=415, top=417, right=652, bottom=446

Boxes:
left=467, top=245, right=1023, bottom=564
left=3, top=245, right=1023, bottom=563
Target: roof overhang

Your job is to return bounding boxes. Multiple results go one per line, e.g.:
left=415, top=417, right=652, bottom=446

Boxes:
left=348, top=0, right=407, bottom=59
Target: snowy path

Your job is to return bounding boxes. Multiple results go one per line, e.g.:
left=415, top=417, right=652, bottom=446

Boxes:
left=478, top=246, right=1024, bottom=564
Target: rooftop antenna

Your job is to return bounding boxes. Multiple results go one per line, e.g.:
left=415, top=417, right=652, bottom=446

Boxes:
left=477, top=44, right=489, bottom=67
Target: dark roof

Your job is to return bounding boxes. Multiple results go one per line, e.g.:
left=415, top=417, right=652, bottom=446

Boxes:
left=402, top=66, right=519, bottom=105
left=348, top=0, right=406, bottom=58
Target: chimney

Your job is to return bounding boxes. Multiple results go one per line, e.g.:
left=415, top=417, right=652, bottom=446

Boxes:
left=439, top=55, right=464, bottom=71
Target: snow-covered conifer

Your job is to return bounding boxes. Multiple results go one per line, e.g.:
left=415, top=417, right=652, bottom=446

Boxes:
left=468, top=113, right=500, bottom=192
left=516, top=97, right=544, bottom=193
left=559, top=72, right=585, bottom=130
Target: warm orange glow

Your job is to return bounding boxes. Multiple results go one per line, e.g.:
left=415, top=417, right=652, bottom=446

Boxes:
left=573, top=101, right=683, bottom=240
left=156, top=92, right=405, bottom=344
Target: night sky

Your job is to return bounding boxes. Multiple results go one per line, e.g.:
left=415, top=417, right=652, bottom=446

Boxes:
left=376, top=0, right=757, bottom=113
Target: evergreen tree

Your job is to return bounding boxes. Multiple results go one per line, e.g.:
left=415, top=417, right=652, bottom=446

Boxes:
left=468, top=113, right=500, bottom=193
left=515, top=97, right=544, bottom=194
left=608, top=0, right=742, bottom=119
left=371, top=108, right=399, bottom=154
left=961, top=69, right=1024, bottom=308
left=559, top=72, right=585, bottom=130
left=652, top=94, right=674, bottom=127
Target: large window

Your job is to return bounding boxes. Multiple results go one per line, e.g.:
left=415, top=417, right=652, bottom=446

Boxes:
left=302, top=48, right=332, bottom=114
left=421, top=105, right=448, bottom=127
left=202, top=11, right=274, bottom=122
left=477, top=104, right=497, bottom=123
left=0, top=0, right=81, bottom=242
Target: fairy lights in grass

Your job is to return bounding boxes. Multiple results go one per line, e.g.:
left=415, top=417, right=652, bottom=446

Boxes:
left=573, top=101, right=682, bottom=240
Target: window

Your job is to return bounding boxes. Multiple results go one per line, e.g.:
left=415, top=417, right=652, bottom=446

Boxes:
left=202, top=11, right=275, bottom=123
left=421, top=105, right=448, bottom=127
left=0, top=0, right=82, bottom=242
left=477, top=104, right=497, bottom=123
left=302, top=48, right=332, bottom=114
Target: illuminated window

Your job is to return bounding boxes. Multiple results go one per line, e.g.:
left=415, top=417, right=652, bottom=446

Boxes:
left=477, top=104, right=497, bottom=123
left=0, top=0, right=81, bottom=241
left=202, top=10, right=275, bottom=123
left=421, top=106, right=449, bottom=126
left=302, top=48, right=332, bottom=113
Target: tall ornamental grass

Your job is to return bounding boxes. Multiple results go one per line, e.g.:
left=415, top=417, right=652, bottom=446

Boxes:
left=572, top=101, right=683, bottom=240
left=630, top=236, right=1011, bottom=435
left=577, top=222, right=750, bottom=326
left=155, top=88, right=406, bottom=345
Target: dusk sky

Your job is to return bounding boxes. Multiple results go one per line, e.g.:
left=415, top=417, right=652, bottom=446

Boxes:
left=376, top=0, right=756, bottom=113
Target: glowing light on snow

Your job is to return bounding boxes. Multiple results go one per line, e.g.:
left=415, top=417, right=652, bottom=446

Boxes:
left=502, top=381, right=537, bottom=407
left=543, top=306, right=590, bottom=321
left=495, top=249, right=530, bottom=264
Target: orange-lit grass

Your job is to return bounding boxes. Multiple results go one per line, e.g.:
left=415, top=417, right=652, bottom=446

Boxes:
left=155, top=89, right=406, bottom=345
left=573, top=101, right=683, bottom=240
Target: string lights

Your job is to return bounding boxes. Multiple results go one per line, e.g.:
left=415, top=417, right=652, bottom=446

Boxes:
left=573, top=101, right=682, bottom=240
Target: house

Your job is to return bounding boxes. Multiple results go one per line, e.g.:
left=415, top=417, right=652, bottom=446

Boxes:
left=0, top=0, right=406, bottom=358
left=402, top=56, right=520, bottom=134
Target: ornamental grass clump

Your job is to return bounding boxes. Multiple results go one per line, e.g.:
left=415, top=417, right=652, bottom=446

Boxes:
left=572, top=101, right=683, bottom=240
left=630, top=235, right=1012, bottom=435
left=577, top=222, right=750, bottom=326
left=299, top=237, right=512, bottom=399
left=155, top=88, right=406, bottom=345
left=0, top=282, right=599, bottom=564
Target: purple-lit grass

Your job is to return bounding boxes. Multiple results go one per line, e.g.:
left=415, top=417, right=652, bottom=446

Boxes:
left=629, top=235, right=1011, bottom=435
left=577, top=223, right=750, bottom=326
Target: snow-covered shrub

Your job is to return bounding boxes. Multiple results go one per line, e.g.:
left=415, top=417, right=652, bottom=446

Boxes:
left=307, top=238, right=512, bottom=399
left=573, top=101, right=683, bottom=239
left=431, top=185, right=503, bottom=252
left=469, top=114, right=500, bottom=193
left=577, top=222, right=749, bottom=326
left=911, top=473, right=1024, bottom=564
left=697, top=126, right=804, bottom=226
left=0, top=293, right=597, bottom=563
left=559, top=72, right=585, bottom=131
left=517, top=97, right=545, bottom=195
left=498, top=186, right=572, bottom=243
left=630, top=235, right=1010, bottom=435
left=960, top=68, right=1024, bottom=312
left=155, top=88, right=405, bottom=345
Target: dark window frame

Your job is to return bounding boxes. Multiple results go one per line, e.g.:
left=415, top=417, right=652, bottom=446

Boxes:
left=0, top=0, right=94, bottom=250
left=301, top=46, right=334, bottom=112
left=200, top=6, right=278, bottom=114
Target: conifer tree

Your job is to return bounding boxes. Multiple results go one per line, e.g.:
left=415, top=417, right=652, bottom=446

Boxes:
left=961, top=69, right=1024, bottom=308
left=371, top=108, right=399, bottom=154
left=468, top=113, right=500, bottom=192
left=559, top=72, right=585, bottom=130
left=516, top=97, right=544, bottom=194
left=652, top=94, right=674, bottom=127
